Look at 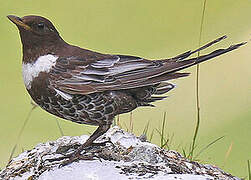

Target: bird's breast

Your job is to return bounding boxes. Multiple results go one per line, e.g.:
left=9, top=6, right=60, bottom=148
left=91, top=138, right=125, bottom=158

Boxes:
left=22, top=54, right=58, bottom=89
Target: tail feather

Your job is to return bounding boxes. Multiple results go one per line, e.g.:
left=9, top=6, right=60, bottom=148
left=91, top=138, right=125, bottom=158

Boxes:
left=134, top=36, right=246, bottom=106
left=173, top=35, right=227, bottom=61
left=160, top=40, right=246, bottom=76
left=145, top=96, right=168, bottom=103
left=192, top=42, right=246, bottom=64
left=155, top=82, right=175, bottom=95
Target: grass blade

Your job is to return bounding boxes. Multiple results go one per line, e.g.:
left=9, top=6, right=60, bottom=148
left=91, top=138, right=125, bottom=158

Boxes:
left=182, top=149, right=187, bottom=157
left=116, top=115, right=120, bottom=127
left=194, top=136, right=224, bottom=159
left=190, top=0, right=207, bottom=160
left=155, top=113, right=170, bottom=149
left=160, top=112, right=167, bottom=147
left=248, top=160, right=251, bottom=180
left=8, top=101, right=37, bottom=163
left=155, top=128, right=169, bottom=149
left=129, top=112, right=133, bottom=133
left=142, top=120, right=150, bottom=136
left=55, top=118, right=64, bottom=136
left=149, top=129, right=154, bottom=142
left=223, top=142, right=233, bottom=167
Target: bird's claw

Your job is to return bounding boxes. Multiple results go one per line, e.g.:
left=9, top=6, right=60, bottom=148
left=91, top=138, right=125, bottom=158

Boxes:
left=92, top=138, right=114, bottom=147
left=59, top=153, right=97, bottom=168
left=45, top=140, right=113, bottom=166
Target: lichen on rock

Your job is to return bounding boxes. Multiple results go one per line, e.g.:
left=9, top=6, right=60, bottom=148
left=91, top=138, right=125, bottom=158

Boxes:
left=0, top=126, right=241, bottom=180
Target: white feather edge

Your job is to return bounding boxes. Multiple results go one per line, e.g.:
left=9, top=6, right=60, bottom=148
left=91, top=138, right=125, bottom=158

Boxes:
left=54, top=88, right=73, bottom=100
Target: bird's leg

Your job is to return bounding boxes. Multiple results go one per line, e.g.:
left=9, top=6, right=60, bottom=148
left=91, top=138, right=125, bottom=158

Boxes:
left=73, top=123, right=111, bottom=155
left=47, top=124, right=111, bottom=166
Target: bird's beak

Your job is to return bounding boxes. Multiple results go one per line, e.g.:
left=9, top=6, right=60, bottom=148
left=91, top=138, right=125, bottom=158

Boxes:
left=7, top=15, right=31, bottom=31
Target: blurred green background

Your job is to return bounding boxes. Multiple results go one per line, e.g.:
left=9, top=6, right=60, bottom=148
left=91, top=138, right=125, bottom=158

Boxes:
left=0, top=0, right=250, bottom=177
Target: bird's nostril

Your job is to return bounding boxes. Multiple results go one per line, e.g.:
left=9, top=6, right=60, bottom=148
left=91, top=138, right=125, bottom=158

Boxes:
left=17, top=17, right=22, bottom=22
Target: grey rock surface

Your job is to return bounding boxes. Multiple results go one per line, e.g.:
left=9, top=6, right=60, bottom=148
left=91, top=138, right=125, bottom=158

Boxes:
left=0, top=126, right=240, bottom=180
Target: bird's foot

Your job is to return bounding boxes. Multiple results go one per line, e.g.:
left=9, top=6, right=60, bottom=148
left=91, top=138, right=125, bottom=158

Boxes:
left=92, top=138, right=114, bottom=147
left=45, top=139, right=114, bottom=167
left=59, top=152, right=98, bottom=167
left=46, top=147, right=98, bottom=167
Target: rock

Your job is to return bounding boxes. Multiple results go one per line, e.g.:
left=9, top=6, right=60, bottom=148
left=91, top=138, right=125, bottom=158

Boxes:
left=0, top=126, right=240, bottom=180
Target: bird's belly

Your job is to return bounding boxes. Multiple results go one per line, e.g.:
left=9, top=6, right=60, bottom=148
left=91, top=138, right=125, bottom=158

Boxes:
left=27, top=88, right=132, bottom=126
left=29, top=90, right=109, bottom=126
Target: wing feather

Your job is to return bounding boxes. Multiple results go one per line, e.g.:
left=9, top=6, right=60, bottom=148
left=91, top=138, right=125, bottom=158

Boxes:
left=49, top=36, right=245, bottom=95
left=50, top=54, right=189, bottom=94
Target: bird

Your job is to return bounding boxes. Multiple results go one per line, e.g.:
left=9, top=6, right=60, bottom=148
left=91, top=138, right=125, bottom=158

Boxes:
left=7, top=15, right=245, bottom=164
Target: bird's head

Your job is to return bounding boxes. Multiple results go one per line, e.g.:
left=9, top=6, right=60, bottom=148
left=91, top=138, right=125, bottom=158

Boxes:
left=7, top=15, right=63, bottom=48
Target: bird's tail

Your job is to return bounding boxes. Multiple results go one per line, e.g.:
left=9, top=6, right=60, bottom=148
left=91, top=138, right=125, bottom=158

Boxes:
left=161, top=35, right=246, bottom=74
left=144, top=36, right=246, bottom=97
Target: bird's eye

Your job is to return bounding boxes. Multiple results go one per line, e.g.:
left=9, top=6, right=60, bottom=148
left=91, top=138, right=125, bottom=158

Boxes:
left=37, top=22, right=45, bottom=29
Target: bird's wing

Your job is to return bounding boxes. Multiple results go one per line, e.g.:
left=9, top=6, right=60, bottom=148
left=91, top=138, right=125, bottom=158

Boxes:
left=49, top=36, right=245, bottom=95
left=49, top=54, right=189, bottom=94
